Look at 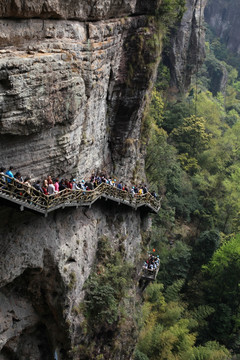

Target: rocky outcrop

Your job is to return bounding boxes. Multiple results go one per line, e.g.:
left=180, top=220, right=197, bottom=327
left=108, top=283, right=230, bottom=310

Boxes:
left=205, top=0, right=240, bottom=55
left=204, top=56, right=228, bottom=95
left=0, top=0, right=160, bottom=21
left=166, top=0, right=207, bottom=93
left=0, top=15, right=159, bottom=181
left=0, top=201, right=150, bottom=359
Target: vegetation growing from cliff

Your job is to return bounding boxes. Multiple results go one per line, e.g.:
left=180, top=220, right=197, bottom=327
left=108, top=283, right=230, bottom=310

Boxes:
left=126, top=0, right=185, bottom=96
left=83, top=236, right=134, bottom=328
left=135, top=18, right=240, bottom=359
left=75, top=235, right=137, bottom=359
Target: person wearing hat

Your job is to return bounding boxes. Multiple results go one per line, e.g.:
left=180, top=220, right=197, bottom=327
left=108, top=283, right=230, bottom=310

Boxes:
left=72, top=179, right=80, bottom=190
left=130, top=186, right=135, bottom=197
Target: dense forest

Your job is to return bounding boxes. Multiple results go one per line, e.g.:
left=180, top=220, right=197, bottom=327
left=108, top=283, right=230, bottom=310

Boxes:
left=134, top=1, right=240, bottom=359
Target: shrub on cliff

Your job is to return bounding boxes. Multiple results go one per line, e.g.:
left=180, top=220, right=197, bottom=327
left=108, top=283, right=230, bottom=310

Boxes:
left=82, top=237, right=134, bottom=329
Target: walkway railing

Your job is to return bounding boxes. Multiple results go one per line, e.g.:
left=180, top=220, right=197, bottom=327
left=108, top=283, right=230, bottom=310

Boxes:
left=0, top=175, right=161, bottom=216
left=141, top=267, right=159, bottom=281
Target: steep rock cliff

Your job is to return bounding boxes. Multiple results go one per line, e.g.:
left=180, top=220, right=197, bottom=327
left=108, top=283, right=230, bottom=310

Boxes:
left=0, top=202, right=150, bottom=359
left=166, top=0, right=207, bottom=92
left=205, top=0, right=240, bottom=55
left=0, top=3, right=160, bottom=181
left=0, top=2, right=159, bottom=359
left=0, top=0, right=160, bottom=21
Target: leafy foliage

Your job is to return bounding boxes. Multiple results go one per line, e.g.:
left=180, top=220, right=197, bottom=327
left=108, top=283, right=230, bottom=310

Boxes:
left=83, top=237, right=134, bottom=328
left=164, top=279, right=185, bottom=303
left=149, top=88, right=164, bottom=127
left=190, top=341, right=230, bottom=360
left=190, top=230, right=220, bottom=274
left=171, top=115, right=212, bottom=157
left=201, top=236, right=240, bottom=349
left=191, top=305, right=215, bottom=325
left=203, top=236, right=240, bottom=305
left=162, top=100, right=193, bottom=133
left=134, top=349, right=149, bottom=360
left=141, top=8, right=240, bottom=358
left=156, top=0, right=186, bottom=32
left=157, top=240, right=192, bottom=286
left=135, top=283, right=229, bottom=360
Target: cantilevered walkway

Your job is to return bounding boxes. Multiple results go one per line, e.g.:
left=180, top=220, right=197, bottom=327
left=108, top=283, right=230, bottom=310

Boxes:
left=0, top=176, right=161, bottom=216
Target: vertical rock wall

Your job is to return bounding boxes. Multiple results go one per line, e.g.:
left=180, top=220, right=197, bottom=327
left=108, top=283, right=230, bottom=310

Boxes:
left=0, top=202, right=150, bottom=359
left=167, top=0, right=207, bottom=93
left=0, top=2, right=160, bottom=181
left=0, top=2, right=160, bottom=358
left=205, top=0, right=240, bottom=55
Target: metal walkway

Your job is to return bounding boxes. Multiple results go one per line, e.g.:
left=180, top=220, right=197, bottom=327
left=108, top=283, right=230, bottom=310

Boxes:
left=0, top=176, right=161, bottom=216
left=141, top=267, right=159, bottom=281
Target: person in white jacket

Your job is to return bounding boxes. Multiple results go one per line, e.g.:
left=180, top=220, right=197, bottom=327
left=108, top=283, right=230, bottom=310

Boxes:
left=72, top=179, right=80, bottom=190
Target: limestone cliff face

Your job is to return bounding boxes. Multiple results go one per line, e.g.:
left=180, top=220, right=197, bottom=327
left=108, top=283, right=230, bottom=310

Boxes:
left=166, top=0, right=207, bottom=92
left=0, top=0, right=159, bottom=20
left=205, top=0, right=240, bottom=55
left=0, top=3, right=160, bottom=181
left=0, top=2, right=158, bottom=358
left=0, top=202, right=149, bottom=359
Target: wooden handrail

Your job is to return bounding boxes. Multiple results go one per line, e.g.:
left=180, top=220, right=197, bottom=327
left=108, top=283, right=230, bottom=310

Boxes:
left=0, top=174, right=161, bottom=215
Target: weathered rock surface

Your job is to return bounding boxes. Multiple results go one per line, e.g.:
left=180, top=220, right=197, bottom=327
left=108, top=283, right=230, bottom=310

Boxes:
left=0, top=202, right=149, bottom=359
left=0, top=16, right=159, bottom=181
left=205, top=0, right=240, bottom=55
left=0, top=0, right=160, bottom=20
left=0, top=3, right=159, bottom=357
left=167, top=0, right=207, bottom=92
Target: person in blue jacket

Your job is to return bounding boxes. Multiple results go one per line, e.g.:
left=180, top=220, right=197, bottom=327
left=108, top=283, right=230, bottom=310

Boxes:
left=5, top=166, right=14, bottom=183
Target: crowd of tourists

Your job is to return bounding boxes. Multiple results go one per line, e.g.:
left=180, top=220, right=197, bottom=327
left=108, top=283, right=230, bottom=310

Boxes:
left=143, top=254, right=160, bottom=271
left=0, top=166, right=158, bottom=198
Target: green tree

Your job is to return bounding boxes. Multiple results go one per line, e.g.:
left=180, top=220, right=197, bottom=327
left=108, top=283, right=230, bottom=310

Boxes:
left=190, top=230, right=220, bottom=273
left=157, top=240, right=192, bottom=286
left=190, top=341, right=230, bottom=360
left=162, top=100, right=193, bottom=133
left=171, top=115, right=212, bottom=158
left=194, top=91, right=224, bottom=137
left=149, top=88, right=164, bottom=127
left=146, top=125, right=199, bottom=220
left=135, top=283, right=230, bottom=360
left=83, top=239, right=134, bottom=329
left=202, top=235, right=240, bottom=348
